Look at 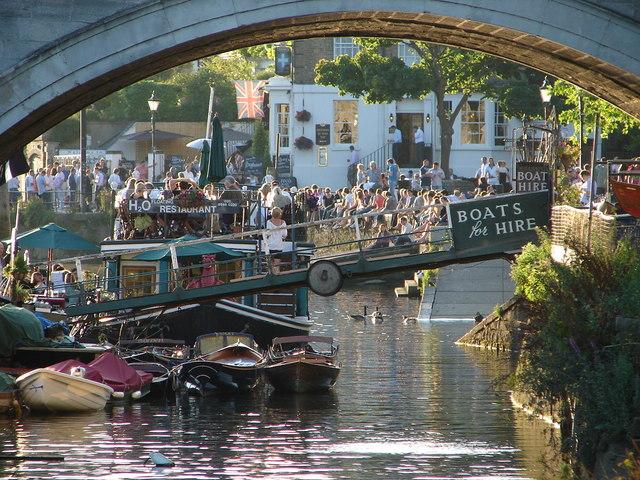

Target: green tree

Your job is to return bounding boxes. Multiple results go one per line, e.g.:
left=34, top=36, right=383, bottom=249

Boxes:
left=315, top=39, right=541, bottom=171
left=552, top=80, right=639, bottom=145
left=87, top=54, right=260, bottom=123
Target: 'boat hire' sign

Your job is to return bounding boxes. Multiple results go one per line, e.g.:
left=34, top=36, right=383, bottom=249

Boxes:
left=128, top=198, right=241, bottom=216
left=448, top=191, right=550, bottom=253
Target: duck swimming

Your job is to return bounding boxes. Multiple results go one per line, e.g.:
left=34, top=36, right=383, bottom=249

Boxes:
left=369, top=307, right=384, bottom=324
left=350, top=306, right=367, bottom=321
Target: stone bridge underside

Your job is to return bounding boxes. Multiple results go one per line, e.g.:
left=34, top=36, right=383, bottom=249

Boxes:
left=2, top=0, right=640, bottom=160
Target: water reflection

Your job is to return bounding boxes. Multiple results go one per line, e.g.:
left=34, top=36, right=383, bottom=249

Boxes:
left=0, top=274, right=558, bottom=479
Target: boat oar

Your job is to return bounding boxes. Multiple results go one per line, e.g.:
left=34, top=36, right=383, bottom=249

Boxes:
left=0, top=455, right=64, bottom=461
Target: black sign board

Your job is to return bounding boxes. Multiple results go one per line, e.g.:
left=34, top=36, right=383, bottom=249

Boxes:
left=128, top=198, right=241, bottom=216
left=515, top=162, right=550, bottom=192
left=449, top=191, right=550, bottom=253
left=278, top=176, right=297, bottom=189
left=168, top=155, right=185, bottom=172
left=243, top=156, right=264, bottom=180
left=315, top=124, right=330, bottom=146
left=276, top=154, right=291, bottom=177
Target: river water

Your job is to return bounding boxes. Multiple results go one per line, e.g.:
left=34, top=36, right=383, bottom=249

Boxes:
left=0, top=275, right=559, bottom=479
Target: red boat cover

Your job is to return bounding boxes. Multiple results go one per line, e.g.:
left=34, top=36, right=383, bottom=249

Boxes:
left=88, top=352, right=153, bottom=392
left=45, top=359, right=105, bottom=384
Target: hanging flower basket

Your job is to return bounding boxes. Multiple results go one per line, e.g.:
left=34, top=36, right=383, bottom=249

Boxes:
left=173, top=189, right=206, bottom=208
left=295, top=109, right=311, bottom=122
left=294, top=136, right=314, bottom=150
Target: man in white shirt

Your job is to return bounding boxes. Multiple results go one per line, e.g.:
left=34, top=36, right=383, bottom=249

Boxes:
left=428, top=162, right=445, bottom=190
left=53, top=166, right=67, bottom=209
left=182, top=164, right=195, bottom=181
left=346, top=145, right=360, bottom=186
left=25, top=169, right=36, bottom=201
left=475, top=157, right=488, bottom=187
left=579, top=170, right=597, bottom=205
left=389, top=125, right=402, bottom=162
left=413, top=126, right=425, bottom=163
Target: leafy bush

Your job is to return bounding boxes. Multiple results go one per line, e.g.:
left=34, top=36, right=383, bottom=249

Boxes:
left=20, top=198, right=55, bottom=229
left=512, top=230, right=640, bottom=470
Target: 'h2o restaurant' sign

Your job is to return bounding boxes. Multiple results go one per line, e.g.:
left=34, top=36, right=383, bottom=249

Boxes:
left=448, top=191, right=550, bottom=253
left=128, top=198, right=241, bottom=216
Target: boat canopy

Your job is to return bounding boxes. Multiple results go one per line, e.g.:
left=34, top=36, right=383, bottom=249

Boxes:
left=88, top=352, right=153, bottom=392
left=0, top=305, right=44, bottom=356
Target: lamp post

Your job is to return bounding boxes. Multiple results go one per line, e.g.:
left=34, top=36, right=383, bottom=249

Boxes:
left=147, top=91, right=160, bottom=182
left=538, top=76, right=557, bottom=202
left=539, top=76, right=552, bottom=123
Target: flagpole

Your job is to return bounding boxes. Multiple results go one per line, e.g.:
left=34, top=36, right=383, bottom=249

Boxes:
left=206, top=85, right=215, bottom=140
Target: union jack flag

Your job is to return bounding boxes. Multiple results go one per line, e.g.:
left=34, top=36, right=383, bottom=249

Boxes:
left=233, top=80, right=266, bottom=119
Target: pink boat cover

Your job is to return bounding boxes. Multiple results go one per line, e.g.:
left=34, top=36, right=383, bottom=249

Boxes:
left=46, top=359, right=105, bottom=384
left=88, top=352, right=153, bottom=392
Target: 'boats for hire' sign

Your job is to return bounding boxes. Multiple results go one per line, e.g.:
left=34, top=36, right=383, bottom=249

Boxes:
left=448, top=191, right=551, bottom=253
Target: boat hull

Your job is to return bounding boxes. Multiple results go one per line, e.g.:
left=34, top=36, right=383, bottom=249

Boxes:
left=175, top=360, right=262, bottom=394
left=611, top=179, right=640, bottom=217
left=265, top=360, right=339, bottom=393
left=16, top=369, right=114, bottom=413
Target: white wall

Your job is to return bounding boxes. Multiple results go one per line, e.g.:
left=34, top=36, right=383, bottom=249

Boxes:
left=267, top=79, right=523, bottom=189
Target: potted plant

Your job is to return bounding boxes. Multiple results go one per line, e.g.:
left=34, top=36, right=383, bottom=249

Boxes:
left=173, top=188, right=206, bottom=208
left=294, top=136, right=314, bottom=150
left=3, top=253, right=29, bottom=282
left=3, top=254, right=30, bottom=304
left=295, top=109, right=311, bottom=122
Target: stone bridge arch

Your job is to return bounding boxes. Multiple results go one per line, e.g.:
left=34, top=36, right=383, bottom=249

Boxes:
left=2, top=0, right=640, bottom=160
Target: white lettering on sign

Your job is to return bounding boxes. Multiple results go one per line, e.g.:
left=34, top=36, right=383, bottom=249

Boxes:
left=456, top=201, right=537, bottom=240
left=516, top=171, right=549, bottom=181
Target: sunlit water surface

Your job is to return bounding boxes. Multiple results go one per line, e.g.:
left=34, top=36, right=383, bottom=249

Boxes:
left=0, top=275, right=558, bottom=479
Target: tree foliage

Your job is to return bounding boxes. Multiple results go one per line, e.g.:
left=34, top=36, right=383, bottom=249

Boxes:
left=552, top=80, right=639, bottom=142
left=314, top=39, right=544, bottom=171
left=512, top=231, right=640, bottom=469
left=87, top=55, right=259, bottom=123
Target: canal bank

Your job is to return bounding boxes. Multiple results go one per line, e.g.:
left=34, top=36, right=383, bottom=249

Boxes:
left=419, top=258, right=515, bottom=321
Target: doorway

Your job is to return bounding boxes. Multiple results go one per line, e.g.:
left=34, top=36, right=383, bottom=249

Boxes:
left=396, top=113, right=425, bottom=168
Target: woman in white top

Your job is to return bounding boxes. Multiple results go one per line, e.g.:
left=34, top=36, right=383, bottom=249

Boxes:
left=485, top=158, right=500, bottom=186
left=264, top=207, right=288, bottom=273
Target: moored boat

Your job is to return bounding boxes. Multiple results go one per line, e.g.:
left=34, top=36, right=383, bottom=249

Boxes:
left=16, top=360, right=114, bottom=413
left=174, top=332, right=265, bottom=395
left=0, top=372, right=23, bottom=417
left=88, top=352, right=153, bottom=401
left=610, top=178, right=640, bottom=217
left=264, top=336, right=340, bottom=393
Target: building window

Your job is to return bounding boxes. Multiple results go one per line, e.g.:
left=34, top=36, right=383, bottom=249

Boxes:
left=334, top=38, right=360, bottom=59
left=397, top=43, right=420, bottom=66
left=461, top=100, right=485, bottom=145
left=334, top=100, right=359, bottom=144
left=494, top=103, right=508, bottom=146
left=122, top=265, right=156, bottom=297
left=276, top=104, right=289, bottom=149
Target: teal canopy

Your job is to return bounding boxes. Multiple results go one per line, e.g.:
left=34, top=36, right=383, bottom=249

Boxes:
left=0, top=305, right=44, bottom=356
left=6, top=223, right=99, bottom=251
left=131, top=235, right=245, bottom=262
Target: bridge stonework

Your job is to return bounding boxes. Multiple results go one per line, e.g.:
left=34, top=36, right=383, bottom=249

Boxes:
left=2, top=0, right=640, bottom=159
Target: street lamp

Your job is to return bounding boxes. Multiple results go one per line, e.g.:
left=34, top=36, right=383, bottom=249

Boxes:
left=539, top=76, right=552, bottom=121
left=147, top=91, right=160, bottom=182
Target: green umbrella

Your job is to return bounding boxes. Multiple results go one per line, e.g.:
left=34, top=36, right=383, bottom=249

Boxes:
left=7, top=223, right=99, bottom=251
left=198, top=115, right=227, bottom=188
left=131, top=235, right=245, bottom=262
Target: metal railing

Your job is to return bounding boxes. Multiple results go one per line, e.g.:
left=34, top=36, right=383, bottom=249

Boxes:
left=58, top=203, right=453, bottom=311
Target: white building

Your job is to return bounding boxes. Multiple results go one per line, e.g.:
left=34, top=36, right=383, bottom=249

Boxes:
left=265, top=38, right=524, bottom=190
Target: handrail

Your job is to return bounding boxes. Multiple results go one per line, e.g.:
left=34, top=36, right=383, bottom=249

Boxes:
left=63, top=202, right=453, bottom=313
left=359, top=143, right=393, bottom=172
